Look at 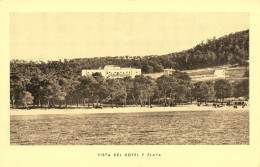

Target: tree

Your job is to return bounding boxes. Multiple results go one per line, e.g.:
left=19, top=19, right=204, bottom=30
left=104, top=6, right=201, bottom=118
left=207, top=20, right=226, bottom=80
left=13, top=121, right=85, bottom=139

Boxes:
left=174, top=83, right=187, bottom=105
left=193, top=81, right=215, bottom=104
left=154, top=64, right=164, bottom=72
left=78, top=76, right=97, bottom=107
left=133, top=75, right=156, bottom=107
left=10, top=74, right=24, bottom=108
left=39, top=77, right=58, bottom=108
left=233, top=79, right=249, bottom=99
left=106, top=79, right=127, bottom=107
left=170, top=71, right=191, bottom=81
left=19, top=91, right=34, bottom=109
left=204, top=81, right=216, bottom=103
left=52, top=81, right=67, bottom=108
left=142, top=65, right=154, bottom=73
left=214, top=79, right=233, bottom=104
left=169, top=72, right=191, bottom=105
left=26, top=74, right=44, bottom=107
left=156, top=75, right=173, bottom=106
left=64, top=76, right=80, bottom=107
left=122, top=77, right=137, bottom=105
left=155, top=75, right=189, bottom=106
left=92, top=72, right=108, bottom=107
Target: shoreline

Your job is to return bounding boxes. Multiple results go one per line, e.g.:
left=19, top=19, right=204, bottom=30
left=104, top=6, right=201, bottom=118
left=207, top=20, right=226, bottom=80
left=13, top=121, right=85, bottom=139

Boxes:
left=10, top=105, right=249, bottom=116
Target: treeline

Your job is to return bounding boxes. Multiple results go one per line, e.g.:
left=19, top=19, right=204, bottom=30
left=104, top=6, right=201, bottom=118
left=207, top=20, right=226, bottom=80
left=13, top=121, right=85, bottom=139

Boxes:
left=11, top=70, right=249, bottom=109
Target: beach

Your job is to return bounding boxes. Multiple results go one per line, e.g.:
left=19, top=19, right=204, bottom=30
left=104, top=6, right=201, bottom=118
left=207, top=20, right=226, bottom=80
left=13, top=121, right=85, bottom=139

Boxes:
left=10, top=106, right=249, bottom=145
left=10, top=105, right=249, bottom=116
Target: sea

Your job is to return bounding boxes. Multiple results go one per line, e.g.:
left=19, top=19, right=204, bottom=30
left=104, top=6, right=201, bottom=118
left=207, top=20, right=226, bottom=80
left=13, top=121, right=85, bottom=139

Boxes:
left=10, top=110, right=249, bottom=145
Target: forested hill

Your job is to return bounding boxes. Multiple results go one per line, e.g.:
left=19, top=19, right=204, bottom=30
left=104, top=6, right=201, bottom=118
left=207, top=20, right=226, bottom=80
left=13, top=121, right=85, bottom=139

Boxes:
left=11, top=29, right=249, bottom=75
left=10, top=30, right=249, bottom=109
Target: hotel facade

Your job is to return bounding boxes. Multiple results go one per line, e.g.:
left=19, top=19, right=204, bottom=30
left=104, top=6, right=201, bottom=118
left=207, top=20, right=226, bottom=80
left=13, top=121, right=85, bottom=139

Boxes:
left=82, top=65, right=141, bottom=79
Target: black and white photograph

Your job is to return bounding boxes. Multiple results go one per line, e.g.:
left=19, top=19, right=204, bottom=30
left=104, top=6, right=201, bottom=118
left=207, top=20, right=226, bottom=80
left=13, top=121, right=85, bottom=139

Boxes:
left=9, top=12, right=250, bottom=145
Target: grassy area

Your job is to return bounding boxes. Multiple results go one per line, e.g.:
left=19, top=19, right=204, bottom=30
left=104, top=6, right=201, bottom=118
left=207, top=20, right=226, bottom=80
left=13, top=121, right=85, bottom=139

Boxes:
left=144, top=66, right=248, bottom=82
left=143, top=72, right=164, bottom=79
left=187, top=70, right=215, bottom=76
left=226, top=67, right=248, bottom=78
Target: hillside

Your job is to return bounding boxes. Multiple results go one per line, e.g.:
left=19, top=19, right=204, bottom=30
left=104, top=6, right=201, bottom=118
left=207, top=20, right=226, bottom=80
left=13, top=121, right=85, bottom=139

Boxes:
left=67, top=29, right=249, bottom=74
left=11, top=29, right=249, bottom=77
left=144, top=65, right=248, bottom=82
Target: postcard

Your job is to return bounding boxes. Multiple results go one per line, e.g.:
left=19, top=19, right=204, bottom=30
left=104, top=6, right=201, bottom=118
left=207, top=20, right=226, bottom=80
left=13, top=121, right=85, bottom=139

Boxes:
left=1, top=1, right=260, bottom=167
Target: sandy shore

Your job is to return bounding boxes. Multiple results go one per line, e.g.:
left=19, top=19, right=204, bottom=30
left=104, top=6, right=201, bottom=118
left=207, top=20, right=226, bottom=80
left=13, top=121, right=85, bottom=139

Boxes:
left=10, top=105, right=249, bottom=116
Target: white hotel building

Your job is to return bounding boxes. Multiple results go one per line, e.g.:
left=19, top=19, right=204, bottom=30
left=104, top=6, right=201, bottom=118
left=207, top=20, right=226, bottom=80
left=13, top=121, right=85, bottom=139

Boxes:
left=82, top=65, right=141, bottom=79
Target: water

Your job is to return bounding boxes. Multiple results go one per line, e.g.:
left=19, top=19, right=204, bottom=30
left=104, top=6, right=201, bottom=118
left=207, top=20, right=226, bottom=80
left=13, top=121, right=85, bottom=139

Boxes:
left=10, top=110, right=249, bottom=145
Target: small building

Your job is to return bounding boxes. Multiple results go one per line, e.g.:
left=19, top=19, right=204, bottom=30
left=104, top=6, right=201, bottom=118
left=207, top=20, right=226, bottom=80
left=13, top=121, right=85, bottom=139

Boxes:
left=164, top=68, right=175, bottom=76
left=82, top=65, right=141, bottom=79
left=214, top=69, right=226, bottom=78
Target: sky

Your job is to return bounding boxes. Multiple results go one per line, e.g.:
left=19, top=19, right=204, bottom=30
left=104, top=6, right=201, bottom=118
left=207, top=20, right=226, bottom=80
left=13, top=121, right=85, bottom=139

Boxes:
left=10, top=13, right=249, bottom=61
